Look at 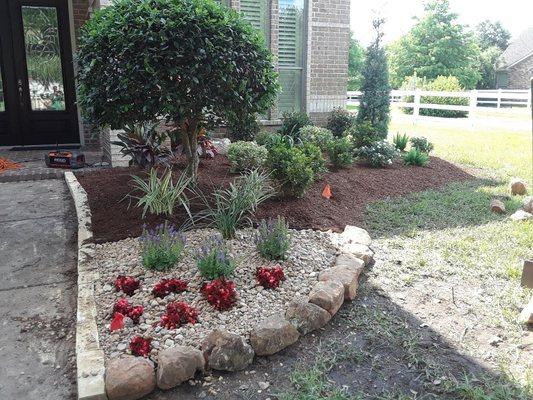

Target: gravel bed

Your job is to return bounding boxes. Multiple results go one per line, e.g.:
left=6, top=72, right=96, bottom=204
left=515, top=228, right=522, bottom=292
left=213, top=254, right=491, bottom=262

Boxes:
left=90, top=228, right=339, bottom=361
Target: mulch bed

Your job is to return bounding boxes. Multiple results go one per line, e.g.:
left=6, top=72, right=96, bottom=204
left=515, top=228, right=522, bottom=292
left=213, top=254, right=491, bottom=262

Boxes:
left=77, top=156, right=474, bottom=243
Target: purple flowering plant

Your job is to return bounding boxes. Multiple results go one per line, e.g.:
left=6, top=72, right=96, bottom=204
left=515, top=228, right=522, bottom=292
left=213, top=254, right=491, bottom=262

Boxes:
left=140, top=223, right=186, bottom=271
left=255, top=216, right=290, bottom=260
left=196, top=235, right=235, bottom=279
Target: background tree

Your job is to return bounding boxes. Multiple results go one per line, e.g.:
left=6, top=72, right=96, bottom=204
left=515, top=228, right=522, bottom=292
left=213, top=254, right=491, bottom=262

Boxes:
left=356, top=18, right=390, bottom=136
left=474, top=20, right=511, bottom=89
left=388, top=0, right=480, bottom=89
left=475, top=20, right=511, bottom=51
left=348, top=32, right=365, bottom=91
left=77, top=0, right=278, bottom=180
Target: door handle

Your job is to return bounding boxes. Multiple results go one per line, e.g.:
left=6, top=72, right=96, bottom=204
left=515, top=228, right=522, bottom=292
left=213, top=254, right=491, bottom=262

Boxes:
left=17, top=79, right=23, bottom=106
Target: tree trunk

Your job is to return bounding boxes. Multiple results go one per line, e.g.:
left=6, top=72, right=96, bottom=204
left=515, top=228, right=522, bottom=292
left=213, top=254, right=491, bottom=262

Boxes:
left=179, top=118, right=199, bottom=183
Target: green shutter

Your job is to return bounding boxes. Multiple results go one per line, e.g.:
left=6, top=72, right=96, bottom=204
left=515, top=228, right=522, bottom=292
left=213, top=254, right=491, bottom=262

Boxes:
left=278, top=0, right=305, bottom=114
left=240, top=0, right=270, bottom=40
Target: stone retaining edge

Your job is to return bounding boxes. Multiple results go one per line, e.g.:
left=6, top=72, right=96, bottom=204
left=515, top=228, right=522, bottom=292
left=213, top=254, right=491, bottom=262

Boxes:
left=64, top=170, right=374, bottom=399
left=65, top=171, right=108, bottom=400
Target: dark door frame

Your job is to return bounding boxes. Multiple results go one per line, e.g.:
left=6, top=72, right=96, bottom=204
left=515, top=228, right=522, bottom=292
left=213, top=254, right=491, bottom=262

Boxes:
left=0, top=0, right=80, bottom=147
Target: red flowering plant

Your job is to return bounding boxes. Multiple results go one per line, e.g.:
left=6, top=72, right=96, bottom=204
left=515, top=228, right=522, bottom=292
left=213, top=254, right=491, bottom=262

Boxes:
left=130, top=336, right=152, bottom=357
left=160, top=302, right=198, bottom=329
left=201, top=278, right=236, bottom=311
left=112, top=298, right=144, bottom=325
left=152, top=278, right=188, bottom=298
left=114, top=275, right=141, bottom=296
left=256, top=266, right=285, bottom=289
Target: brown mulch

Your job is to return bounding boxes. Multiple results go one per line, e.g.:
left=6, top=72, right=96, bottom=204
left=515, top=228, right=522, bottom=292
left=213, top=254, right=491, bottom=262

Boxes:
left=77, top=156, right=474, bottom=243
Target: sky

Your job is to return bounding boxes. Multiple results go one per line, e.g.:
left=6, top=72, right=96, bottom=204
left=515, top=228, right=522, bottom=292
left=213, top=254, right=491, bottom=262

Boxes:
left=350, top=0, right=533, bottom=46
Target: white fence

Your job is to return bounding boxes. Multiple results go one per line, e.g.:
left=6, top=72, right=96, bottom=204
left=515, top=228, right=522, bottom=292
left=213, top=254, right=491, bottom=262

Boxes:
left=347, top=89, right=532, bottom=117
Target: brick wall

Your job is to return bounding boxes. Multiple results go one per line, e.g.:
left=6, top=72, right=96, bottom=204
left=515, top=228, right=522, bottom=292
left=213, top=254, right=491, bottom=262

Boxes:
left=507, top=55, right=533, bottom=90
left=307, top=0, right=350, bottom=125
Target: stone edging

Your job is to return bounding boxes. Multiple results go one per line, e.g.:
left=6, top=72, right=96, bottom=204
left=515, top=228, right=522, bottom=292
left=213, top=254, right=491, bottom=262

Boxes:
left=65, top=171, right=107, bottom=400
left=65, top=170, right=374, bottom=399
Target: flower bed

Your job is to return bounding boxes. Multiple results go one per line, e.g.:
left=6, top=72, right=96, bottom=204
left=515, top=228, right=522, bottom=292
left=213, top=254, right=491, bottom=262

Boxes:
left=89, top=228, right=337, bottom=362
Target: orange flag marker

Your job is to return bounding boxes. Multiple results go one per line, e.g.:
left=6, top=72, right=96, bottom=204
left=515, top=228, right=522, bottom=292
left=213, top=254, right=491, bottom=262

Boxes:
left=322, top=184, right=332, bottom=199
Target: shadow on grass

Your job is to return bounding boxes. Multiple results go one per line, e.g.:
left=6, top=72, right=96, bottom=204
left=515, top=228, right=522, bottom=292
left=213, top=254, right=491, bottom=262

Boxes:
left=364, top=176, right=525, bottom=240
left=146, top=276, right=532, bottom=400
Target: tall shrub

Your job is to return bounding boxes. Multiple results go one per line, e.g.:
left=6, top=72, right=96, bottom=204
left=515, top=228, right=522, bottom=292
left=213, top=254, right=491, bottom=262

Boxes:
left=77, top=0, right=278, bottom=181
left=356, top=18, right=390, bottom=138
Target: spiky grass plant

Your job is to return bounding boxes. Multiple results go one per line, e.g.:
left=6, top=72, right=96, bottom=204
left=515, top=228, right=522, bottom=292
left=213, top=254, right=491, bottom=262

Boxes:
left=130, top=167, right=191, bottom=218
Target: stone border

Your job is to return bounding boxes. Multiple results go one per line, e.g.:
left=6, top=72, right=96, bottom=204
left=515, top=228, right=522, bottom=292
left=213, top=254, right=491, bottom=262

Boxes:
left=65, top=171, right=107, bottom=400
left=66, top=171, right=374, bottom=399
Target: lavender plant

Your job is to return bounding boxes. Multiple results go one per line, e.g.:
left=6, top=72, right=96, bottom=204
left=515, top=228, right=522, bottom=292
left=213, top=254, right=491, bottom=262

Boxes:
left=196, top=235, right=235, bottom=279
left=140, top=223, right=186, bottom=271
left=255, top=217, right=291, bottom=260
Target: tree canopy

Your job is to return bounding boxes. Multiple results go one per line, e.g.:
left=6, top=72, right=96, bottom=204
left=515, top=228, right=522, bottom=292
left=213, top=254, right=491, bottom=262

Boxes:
left=77, top=0, right=278, bottom=179
left=475, top=20, right=511, bottom=51
left=348, top=32, right=365, bottom=91
left=388, top=0, right=480, bottom=89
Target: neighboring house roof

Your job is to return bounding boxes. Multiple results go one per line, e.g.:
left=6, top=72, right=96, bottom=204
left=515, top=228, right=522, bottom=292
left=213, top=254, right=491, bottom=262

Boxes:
left=500, top=27, right=533, bottom=69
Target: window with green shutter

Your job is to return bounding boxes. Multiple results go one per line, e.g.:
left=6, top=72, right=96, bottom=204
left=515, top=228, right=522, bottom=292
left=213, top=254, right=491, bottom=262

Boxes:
left=278, top=0, right=305, bottom=115
left=240, top=0, right=271, bottom=45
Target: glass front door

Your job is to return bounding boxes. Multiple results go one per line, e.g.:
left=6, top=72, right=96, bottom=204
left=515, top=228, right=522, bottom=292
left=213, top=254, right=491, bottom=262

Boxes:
left=0, top=0, right=79, bottom=146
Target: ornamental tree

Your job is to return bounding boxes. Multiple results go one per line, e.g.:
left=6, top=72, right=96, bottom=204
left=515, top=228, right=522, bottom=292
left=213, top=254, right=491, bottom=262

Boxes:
left=356, top=18, right=390, bottom=137
left=77, top=0, right=278, bottom=180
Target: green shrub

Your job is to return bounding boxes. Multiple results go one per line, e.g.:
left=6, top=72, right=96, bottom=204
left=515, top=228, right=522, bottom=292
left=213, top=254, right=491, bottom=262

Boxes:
left=392, top=133, right=409, bottom=151
left=299, top=126, right=334, bottom=150
left=256, top=132, right=295, bottom=150
left=348, top=120, right=383, bottom=149
left=77, top=0, right=278, bottom=181
left=278, top=112, right=312, bottom=140
left=227, top=141, right=268, bottom=173
left=357, top=140, right=399, bottom=167
left=196, top=235, right=235, bottom=279
left=403, top=148, right=429, bottom=166
left=255, top=217, right=291, bottom=260
left=326, top=107, right=357, bottom=137
left=190, top=170, right=274, bottom=239
left=227, top=113, right=260, bottom=142
left=410, top=136, right=434, bottom=154
left=301, top=142, right=327, bottom=175
left=130, top=168, right=191, bottom=218
left=267, top=145, right=315, bottom=198
left=327, top=137, right=354, bottom=168
left=140, top=223, right=186, bottom=271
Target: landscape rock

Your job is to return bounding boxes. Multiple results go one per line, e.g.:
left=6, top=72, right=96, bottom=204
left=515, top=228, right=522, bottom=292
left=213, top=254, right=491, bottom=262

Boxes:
left=157, top=346, right=204, bottom=390
left=308, top=280, right=344, bottom=315
left=341, top=225, right=372, bottom=246
left=522, top=196, right=533, bottom=213
left=490, top=199, right=506, bottom=214
left=285, top=297, right=331, bottom=335
left=340, top=243, right=374, bottom=265
left=212, top=138, right=231, bottom=155
left=319, top=262, right=364, bottom=300
left=519, top=297, right=533, bottom=325
left=335, top=253, right=365, bottom=270
left=510, top=178, right=528, bottom=195
left=201, top=330, right=254, bottom=371
left=106, top=356, right=156, bottom=400
left=510, top=210, right=532, bottom=221
left=250, top=314, right=299, bottom=356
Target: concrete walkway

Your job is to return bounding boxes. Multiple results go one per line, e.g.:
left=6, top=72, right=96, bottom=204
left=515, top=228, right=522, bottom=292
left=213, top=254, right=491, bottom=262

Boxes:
left=0, top=179, right=77, bottom=399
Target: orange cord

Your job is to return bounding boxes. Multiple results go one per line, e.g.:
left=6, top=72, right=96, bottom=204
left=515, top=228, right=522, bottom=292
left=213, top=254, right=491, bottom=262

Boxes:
left=0, top=157, right=22, bottom=174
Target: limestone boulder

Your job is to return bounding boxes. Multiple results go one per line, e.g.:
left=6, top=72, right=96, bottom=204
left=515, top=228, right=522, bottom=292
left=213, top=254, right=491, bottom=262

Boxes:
left=319, top=262, right=364, bottom=300
left=510, top=178, right=527, bottom=195
left=106, top=356, right=156, bottom=400
left=308, top=280, right=344, bottom=315
left=250, top=314, right=299, bottom=356
left=490, top=199, right=506, bottom=214
left=201, top=330, right=254, bottom=372
left=522, top=196, right=533, bottom=213
left=340, top=243, right=374, bottom=265
left=156, top=346, right=204, bottom=390
left=285, top=297, right=331, bottom=335
left=341, top=225, right=372, bottom=246
left=510, top=210, right=532, bottom=221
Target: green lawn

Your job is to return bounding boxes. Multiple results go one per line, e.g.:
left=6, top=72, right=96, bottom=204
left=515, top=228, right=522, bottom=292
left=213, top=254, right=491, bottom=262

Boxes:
left=281, top=115, right=533, bottom=399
